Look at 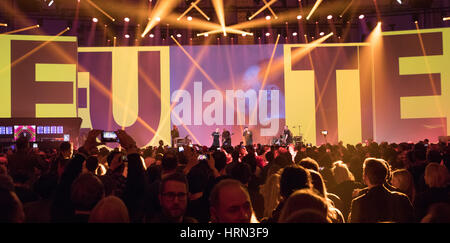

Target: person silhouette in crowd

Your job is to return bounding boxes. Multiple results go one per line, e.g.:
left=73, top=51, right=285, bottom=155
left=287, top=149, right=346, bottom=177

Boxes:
left=209, top=179, right=255, bottom=223
left=148, top=172, right=197, bottom=223
left=349, top=158, right=415, bottom=223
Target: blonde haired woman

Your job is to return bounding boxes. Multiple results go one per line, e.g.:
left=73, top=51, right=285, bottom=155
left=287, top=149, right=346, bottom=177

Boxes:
left=329, top=161, right=364, bottom=221
left=414, top=163, right=450, bottom=221
left=259, top=169, right=282, bottom=219
left=391, top=169, right=416, bottom=203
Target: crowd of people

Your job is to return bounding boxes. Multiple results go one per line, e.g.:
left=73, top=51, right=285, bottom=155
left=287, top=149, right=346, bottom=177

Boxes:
left=0, top=129, right=449, bottom=223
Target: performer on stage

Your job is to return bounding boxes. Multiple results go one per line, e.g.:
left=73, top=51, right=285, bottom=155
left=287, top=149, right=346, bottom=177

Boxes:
left=211, top=128, right=220, bottom=148
left=171, top=125, right=179, bottom=146
left=243, top=127, right=253, bottom=146
left=222, top=128, right=231, bottom=148
left=283, top=125, right=293, bottom=145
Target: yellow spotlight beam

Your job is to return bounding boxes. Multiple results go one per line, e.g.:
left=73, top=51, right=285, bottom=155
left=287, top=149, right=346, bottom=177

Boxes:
left=443, top=17, right=450, bottom=21
left=85, top=0, right=115, bottom=22
left=249, top=0, right=278, bottom=20
left=263, top=0, right=278, bottom=19
left=192, top=2, right=211, bottom=21
left=0, top=24, right=39, bottom=35
left=261, top=34, right=281, bottom=91
left=197, top=27, right=253, bottom=37
left=212, top=0, right=226, bottom=36
left=177, top=0, right=201, bottom=21
left=141, top=0, right=179, bottom=37
left=250, top=34, right=281, bottom=122
left=372, top=0, right=381, bottom=21
left=414, top=22, right=445, bottom=129
left=339, top=0, right=353, bottom=17
left=269, top=32, right=333, bottom=76
left=307, top=0, right=324, bottom=20
left=0, top=23, right=7, bottom=27
left=170, top=35, right=221, bottom=91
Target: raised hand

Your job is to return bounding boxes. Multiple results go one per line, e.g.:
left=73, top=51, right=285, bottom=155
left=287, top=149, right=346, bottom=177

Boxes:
left=109, top=153, right=124, bottom=172
left=81, top=129, right=103, bottom=155
left=115, top=130, right=138, bottom=154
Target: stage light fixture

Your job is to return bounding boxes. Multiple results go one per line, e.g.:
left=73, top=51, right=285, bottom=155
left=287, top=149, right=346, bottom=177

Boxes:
left=124, top=17, right=130, bottom=22
left=327, top=15, right=332, bottom=20
left=92, top=17, right=98, bottom=23
left=444, top=17, right=450, bottom=21
left=177, top=33, right=182, bottom=37
left=125, top=34, right=130, bottom=38
left=359, top=14, right=365, bottom=19
left=205, top=33, right=209, bottom=37
left=155, top=17, right=161, bottom=22
left=265, top=32, right=270, bottom=36
left=292, top=32, right=298, bottom=36
left=396, top=0, right=402, bottom=4
left=266, top=15, right=271, bottom=20
left=320, top=32, right=324, bottom=36
left=187, top=16, right=193, bottom=21
left=242, top=33, right=246, bottom=36
left=149, top=33, right=155, bottom=38
left=248, top=0, right=277, bottom=20
left=297, top=15, right=302, bottom=20
left=0, top=23, right=7, bottom=27
left=48, top=0, right=54, bottom=6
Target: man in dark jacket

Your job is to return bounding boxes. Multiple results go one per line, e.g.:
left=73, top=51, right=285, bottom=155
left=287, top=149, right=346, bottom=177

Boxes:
left=349, top=158, right=415, bottom=223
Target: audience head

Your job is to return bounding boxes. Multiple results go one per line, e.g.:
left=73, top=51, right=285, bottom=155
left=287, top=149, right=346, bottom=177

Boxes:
left=161, top=153, right=178, bottom=172
left=331, top=161, right=355, bottom=184
left=15, top=137, right=29, bottom=151
left=86, top=156, right=99, bottom=174
left=59, top=141, right=73, bottom=159
left=362, top=158, right=388, bottom=187
left=278, top=188, right=329, bottom=223
left=0, top=188, right=25, bottom=223
left=424, top=163, right=449, bottom=188
left=88, top=196, right=130, bottom=223
left=158, top=173, right=189, bottom=222
left=212, top=151, right=227, bottom=173
left=209, top=179, right=253, bottom=223
left=231, top=162, right=252, bottom=185
left=391, top=169, right=415, bottom=201
left=260, top=172, right=282, bottom=218
left=280, top=165, right=312, bottom=199
left=413, top=143, right=427, bottom=162
left=308, top=169, right=327, bottom=197
left=71, top=173, right=105, bottom=212
left=281, top=209, right=331, bottom=223
left=187, top=166, right=208, bottom=195
left=298, top=157, right=320, bottom=172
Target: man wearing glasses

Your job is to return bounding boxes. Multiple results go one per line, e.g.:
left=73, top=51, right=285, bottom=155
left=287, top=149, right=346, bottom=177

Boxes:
left=149, top=173, right=198, bottom=223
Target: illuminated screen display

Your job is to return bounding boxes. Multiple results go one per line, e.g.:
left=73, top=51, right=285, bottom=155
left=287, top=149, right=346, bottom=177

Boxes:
left=1, top=28, right=450, bottom=146
left=6, top=127, right=13, bottom=135
left=14, top=125, right=36, bottom=142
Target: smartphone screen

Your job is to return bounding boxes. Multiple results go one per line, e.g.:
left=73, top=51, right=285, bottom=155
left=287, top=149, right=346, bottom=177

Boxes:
left=102, top=131, right=118, bottom=142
